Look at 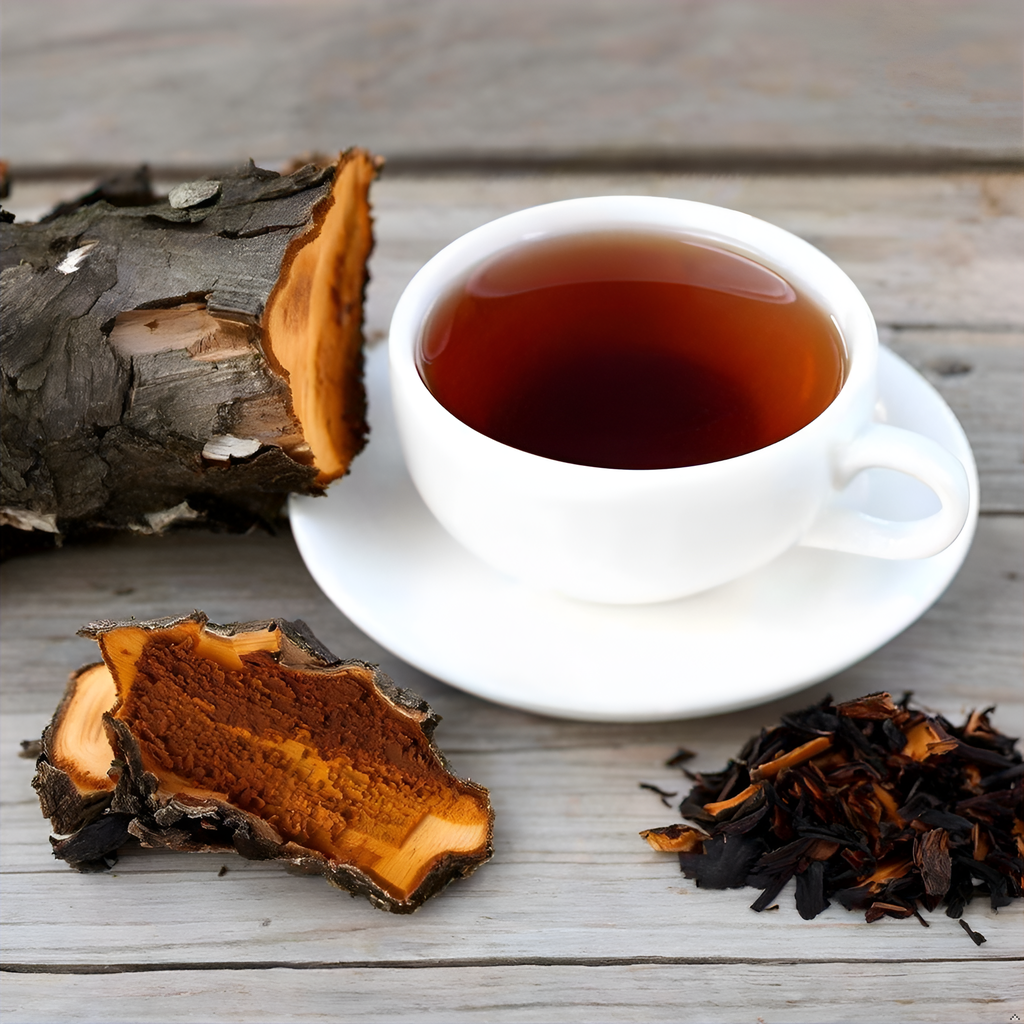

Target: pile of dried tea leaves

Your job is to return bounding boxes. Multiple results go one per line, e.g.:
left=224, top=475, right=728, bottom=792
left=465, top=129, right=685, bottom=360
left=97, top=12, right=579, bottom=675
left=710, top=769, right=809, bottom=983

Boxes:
left=641, top=693, right=1023, bottom=925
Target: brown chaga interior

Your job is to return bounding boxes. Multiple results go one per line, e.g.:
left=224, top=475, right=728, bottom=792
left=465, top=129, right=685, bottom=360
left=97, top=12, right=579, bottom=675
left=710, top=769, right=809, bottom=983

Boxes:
left=36, top=614, right=493, bottom=912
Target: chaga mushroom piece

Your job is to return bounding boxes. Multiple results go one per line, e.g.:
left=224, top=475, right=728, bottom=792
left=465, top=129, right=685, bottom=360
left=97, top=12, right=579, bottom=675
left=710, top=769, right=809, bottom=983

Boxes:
left=2, top=150, right=380, bottom=540
left=33, top=613, right=494, bottom=913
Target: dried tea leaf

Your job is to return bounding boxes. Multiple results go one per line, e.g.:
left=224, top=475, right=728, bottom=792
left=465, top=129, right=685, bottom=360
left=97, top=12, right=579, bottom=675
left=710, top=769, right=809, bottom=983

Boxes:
left=835, top=693, right=902, bottom=720
left=642, top=693, right=1022, bottom=925
left=639, top=782, right=679, bottom=808
left=640, top=824, right=707, bottom=853
left=665, top=747, right=697, bottom=767
left=678, top=834, right=766, bottom=889
left=914, top=829, right=952, bottom=897
left=750, top=736, right=832, bottom=780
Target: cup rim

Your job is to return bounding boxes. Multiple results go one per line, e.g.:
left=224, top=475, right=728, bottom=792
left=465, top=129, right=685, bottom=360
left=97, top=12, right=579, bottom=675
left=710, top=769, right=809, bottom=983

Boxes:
left=389, top=195, right=878, bottom=477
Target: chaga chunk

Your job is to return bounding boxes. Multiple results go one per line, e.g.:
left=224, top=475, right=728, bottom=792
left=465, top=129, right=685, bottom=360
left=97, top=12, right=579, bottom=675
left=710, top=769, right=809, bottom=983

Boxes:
left=2, top=150, right=380, bottom=541
left=33, top=613, right=494, bottom=913
left=641, top=693, right=1022, bottom=928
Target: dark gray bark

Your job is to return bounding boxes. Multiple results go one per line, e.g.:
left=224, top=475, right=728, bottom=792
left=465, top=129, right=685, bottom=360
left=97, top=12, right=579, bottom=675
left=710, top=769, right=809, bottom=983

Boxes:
left=1, top=157, right=373, bottom=545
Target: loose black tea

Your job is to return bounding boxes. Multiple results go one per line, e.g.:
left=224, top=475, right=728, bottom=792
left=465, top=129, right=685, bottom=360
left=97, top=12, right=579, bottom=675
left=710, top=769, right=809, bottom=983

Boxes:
left=641, top=693, right=1022, bottom=928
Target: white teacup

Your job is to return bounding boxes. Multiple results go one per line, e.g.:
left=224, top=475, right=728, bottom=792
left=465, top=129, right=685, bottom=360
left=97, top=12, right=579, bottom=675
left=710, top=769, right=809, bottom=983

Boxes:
left=388, top=197, right=970, bottom=604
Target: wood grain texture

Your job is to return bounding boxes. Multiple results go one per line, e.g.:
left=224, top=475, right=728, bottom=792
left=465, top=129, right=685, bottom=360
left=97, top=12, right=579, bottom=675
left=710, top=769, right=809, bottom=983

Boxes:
left=1, top=517, right=1021, bottom=738
left=1, top=525, right=1020, bottom=973
left=365, top=171, right=1024, bottom=333
left=2, top=962, right=1022, bottom=1024
left=9, top=172, right=1021, bottom=330
left=2, top=0, right=1021, bottom=167
left=360, top=171, right=1023, bottom=332
left=1, top=170, right=1020, bottom=1021
left=884, top=330, right=1023, bottom=513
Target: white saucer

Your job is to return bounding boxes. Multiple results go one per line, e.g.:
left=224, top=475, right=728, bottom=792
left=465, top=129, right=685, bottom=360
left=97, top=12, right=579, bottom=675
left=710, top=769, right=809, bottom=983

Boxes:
left=290, top=345, right=978, bottom=722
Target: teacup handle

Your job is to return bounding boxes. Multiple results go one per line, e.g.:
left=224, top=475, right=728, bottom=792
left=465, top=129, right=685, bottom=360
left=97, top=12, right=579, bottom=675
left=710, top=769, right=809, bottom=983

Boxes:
left=800, top=423, right=970, bottom=559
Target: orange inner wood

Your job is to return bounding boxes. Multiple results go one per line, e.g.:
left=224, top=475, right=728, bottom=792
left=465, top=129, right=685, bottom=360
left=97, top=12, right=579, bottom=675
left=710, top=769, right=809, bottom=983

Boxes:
left=263, top=151, right=377, bottom=484
left=901, top=721, right=958, bottom=761
left=703, top=782, right=762, bottom=816
left=639, top=826, right=706, bottom=853
left=750, top=736, right=833, bottom=780
left=50, top=664, right=118, bottom=794
left=98, top=621, right=489, bottom=902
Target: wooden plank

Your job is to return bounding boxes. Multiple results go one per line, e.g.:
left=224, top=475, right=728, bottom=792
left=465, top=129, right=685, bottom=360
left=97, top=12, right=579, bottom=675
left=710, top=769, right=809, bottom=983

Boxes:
left=884, top=330, right=1023, bottom=512
left=1, top=518, right=1021, bottom=744
left=6, top=172, right=1021, bottom=330
left=2, top=855, right=1020, bottom=967
left=2, top=522, right=1020, bottom=968
left=3, top=961, right=1022, bottom=1024
left=2, top=1, right=1020, bottom=168
left=10, top=174, right=1018, bottom=504
left=1, top=168, right=1020, bottom=1021
left=361, top=172, right=1024, bottom=337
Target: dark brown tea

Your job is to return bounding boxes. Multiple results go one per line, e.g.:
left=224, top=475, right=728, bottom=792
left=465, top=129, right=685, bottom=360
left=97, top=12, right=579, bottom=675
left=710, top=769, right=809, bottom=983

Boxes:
left=417, top=230, right=846, bottom=469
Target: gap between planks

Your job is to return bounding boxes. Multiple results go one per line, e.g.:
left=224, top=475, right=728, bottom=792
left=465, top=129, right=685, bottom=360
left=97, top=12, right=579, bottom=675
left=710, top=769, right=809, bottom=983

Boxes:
left=8, top=150, right=1024, bottom=183
left=886, top=323, right=1024, bottom=334
left=3, top=954, right=1021, bottom=974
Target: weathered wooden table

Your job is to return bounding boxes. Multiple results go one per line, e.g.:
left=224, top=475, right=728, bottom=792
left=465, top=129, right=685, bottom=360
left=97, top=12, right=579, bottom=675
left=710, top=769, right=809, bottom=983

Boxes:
left=2, top=169, right=1021, bottom=1022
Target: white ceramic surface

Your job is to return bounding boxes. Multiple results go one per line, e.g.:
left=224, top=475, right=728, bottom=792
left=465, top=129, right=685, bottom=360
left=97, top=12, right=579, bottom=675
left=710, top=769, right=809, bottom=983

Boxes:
left=389, top=197, right=970, bottom=603
left=290, top=343, right=978, bottom=722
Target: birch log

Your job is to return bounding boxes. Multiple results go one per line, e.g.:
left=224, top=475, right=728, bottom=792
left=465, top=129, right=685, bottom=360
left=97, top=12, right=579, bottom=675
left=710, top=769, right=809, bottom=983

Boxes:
left=0, top=151, right=381, bottom=539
